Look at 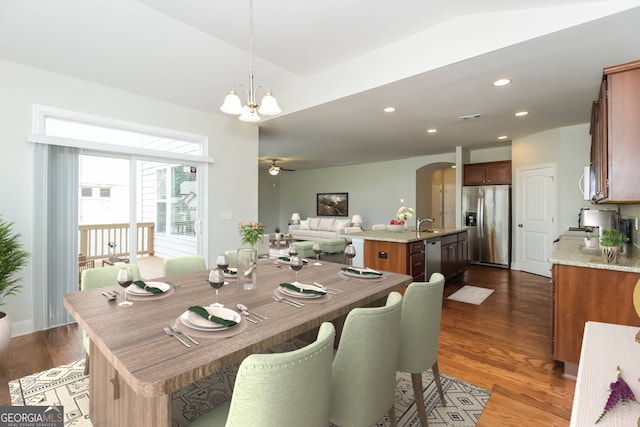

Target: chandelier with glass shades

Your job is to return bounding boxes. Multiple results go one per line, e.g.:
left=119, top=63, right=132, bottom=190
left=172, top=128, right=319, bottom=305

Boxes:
left=220, top=0, right=281, bottom=123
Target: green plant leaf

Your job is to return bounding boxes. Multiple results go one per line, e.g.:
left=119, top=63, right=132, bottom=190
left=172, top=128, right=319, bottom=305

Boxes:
left=0, top=216, right=30, bottom=307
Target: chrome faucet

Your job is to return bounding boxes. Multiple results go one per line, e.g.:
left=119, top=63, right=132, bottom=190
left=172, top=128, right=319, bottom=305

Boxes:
left=416, top=217, right=435, bottom=233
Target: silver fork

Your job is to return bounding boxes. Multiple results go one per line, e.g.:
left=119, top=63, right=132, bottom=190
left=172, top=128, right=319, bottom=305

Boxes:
left=273, top=295, right=304, bottom=307
left=237, top=303, right=268, bottom=320
left=313, top=282, right=342, bottom=294
left=163, top=326, right=191, bottom=348
left=171, top=324, right=199, bottom=345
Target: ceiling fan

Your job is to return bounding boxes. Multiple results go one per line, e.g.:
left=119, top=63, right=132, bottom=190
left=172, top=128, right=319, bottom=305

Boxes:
left=268, top=159, right=295, bottom=176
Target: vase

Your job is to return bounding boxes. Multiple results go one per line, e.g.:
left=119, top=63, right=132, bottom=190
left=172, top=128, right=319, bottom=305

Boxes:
left=237, top=247, right=257, bottom=290
left=601, top=245, right=620, bottom=264
left=0, top=312, right=11, bottom=353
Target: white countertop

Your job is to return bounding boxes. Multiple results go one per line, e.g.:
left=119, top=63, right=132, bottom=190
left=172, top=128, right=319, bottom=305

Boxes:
left=550, top=232, right=640, bottom=273
left=343, top=228, right=466, bottom=244
left=571, top=321, right=640, bottom=426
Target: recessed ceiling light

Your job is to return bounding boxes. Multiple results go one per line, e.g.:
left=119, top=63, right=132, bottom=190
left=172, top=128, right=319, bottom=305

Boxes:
left=497, top=135, right=508, bottom=140
left=383, top=107, right=396, bottom=113
left=515, top=111, right=528, bottom=117
left=493, top=78, right=511, bottom=87
left=427, top=128, right=437, bottom=133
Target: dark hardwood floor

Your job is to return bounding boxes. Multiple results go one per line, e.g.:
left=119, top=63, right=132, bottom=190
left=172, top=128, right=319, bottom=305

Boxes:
left=442, top=266, right=574, bottom=426
left=0, top=265, right=575, bottom=425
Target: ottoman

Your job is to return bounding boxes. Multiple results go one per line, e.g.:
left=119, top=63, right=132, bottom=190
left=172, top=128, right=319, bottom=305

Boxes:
left=289, top=240, right=316, bottom=258
left=319, top=238, right=346, bottom=254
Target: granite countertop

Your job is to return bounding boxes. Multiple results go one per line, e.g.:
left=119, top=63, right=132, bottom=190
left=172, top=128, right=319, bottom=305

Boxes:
left=342, top=228, right=467, bottom=243
left=550, top=231, right=640, bottom=272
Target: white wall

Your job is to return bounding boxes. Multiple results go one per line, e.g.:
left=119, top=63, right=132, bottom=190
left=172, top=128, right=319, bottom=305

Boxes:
left=276, top=153, right=458, bottom=230
left=512, top=124, right=593, bottom=234
left=271, top=125, right=600, bottom=275
left=0, top=59, right=259, bottom=336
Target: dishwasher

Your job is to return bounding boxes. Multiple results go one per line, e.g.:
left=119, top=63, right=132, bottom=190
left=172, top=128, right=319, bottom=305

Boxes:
left=424, top=238, right=441, bottom=277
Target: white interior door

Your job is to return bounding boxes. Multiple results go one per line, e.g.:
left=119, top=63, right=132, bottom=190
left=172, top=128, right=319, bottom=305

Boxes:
left=516, top=165, right=557, bottom=277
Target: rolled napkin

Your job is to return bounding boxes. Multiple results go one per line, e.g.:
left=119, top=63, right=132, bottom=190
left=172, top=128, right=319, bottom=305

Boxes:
left=341, top=267, right=382, bottom=276
left=278, top=256, right=309, bottom=264
left=133, top=280, right=164, bottom=294
left=279, top=282, right=326, bottom=296
left=188, top=306, right=238, bottom=327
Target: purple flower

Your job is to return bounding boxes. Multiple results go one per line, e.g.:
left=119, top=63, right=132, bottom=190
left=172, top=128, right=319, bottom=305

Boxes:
left=596, top=367, right=638, bottom=424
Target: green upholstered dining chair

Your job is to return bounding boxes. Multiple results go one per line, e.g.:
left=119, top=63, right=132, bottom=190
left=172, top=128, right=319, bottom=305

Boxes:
left=186, top=322, right=336, bottom=427
left=162, top=255, right=207, bottom=276
left=223, top=250, right=238, bottom=267
left=329, top=291, right=403, bottom=427
left=80, top=264, right=141, bottom=374
left=397, top=273, right=446, bottom=426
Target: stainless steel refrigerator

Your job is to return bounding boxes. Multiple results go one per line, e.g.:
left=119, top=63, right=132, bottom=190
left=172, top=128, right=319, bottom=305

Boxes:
left=462, top=185, right=511, bottom=268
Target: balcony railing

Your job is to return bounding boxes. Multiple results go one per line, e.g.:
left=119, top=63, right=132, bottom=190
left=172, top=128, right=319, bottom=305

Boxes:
left=79, top=222, right=155, bottom=260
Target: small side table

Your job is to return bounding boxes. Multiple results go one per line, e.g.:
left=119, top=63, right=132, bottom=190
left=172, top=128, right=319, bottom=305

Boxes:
left=103, top=257, right=130, bottom=267
left=270, top=235, right=292, bottom=249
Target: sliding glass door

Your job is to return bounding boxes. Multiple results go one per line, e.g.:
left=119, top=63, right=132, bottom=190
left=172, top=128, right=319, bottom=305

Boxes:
left=79, top=154, right=202, bottom=267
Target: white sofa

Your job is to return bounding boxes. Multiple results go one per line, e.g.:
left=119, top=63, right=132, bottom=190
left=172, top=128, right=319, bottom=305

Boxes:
left=288, top=217, right=351, bottom=241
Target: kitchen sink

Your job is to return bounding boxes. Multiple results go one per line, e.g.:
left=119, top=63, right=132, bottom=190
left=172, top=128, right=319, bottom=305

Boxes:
left=578, top=244, right=600, bottom=255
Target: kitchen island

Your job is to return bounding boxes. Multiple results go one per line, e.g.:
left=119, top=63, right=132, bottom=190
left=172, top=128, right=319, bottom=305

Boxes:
left=549, top=231, right=640, bottom=375
left=344, top=228, right=468, bottom=282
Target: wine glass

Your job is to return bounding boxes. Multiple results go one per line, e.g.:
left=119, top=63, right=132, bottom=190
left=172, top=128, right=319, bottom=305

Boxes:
left=288, top=245, right=299, bottom=258
left=116, top=267, right=134, bottom=307
left=289, top=256, right=303, bottom=283
left=216, top=254, right=229, bottom=271
left=312, top=242, right=323, bottom=260
left=209, top=268, right=225, bottom=307
left=344, top=244, right=356, bottom=266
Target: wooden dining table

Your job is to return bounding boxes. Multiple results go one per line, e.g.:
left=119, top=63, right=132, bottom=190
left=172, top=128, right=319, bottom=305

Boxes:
left=63, top=258, right=412, bottom=427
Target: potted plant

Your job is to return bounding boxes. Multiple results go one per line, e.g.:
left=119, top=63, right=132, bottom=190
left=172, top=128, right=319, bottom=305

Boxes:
left=0, top=217, right=30, bottom=352
left=599, top=228, right=629, bottom=264
left=274, top=227, right=282, bottom=240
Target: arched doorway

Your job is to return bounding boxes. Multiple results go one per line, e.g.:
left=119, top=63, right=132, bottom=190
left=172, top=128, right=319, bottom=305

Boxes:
left=416, top=162, right=456, bottom=229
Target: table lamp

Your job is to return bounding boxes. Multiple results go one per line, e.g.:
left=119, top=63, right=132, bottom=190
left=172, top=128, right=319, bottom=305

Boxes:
left=351, top=214, right=363, bottom=228
left=290, top=213, right=301, bottom=225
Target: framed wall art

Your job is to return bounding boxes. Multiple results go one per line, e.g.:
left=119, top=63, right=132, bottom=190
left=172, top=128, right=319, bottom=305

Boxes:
left=316, top=192, right=348, bottom=217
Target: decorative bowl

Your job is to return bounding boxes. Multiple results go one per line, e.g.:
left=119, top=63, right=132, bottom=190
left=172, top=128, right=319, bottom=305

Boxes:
left=386, top=224, right=404, bottom=232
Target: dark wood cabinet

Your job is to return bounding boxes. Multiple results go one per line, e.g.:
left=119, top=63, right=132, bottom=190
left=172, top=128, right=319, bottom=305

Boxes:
left=440, top=231, right=468, bottom=280
left=552, top=264, right=640, bottom=364
left=463, top=161, right=512, bottom=186
left=590, top=59, right=640, bottom=203
left=408, top=241, right=425, bottom=282
left=363, top=239, right=424, bottom=281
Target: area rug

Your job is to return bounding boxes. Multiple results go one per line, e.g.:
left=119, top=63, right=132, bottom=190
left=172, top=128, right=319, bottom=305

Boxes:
left=447, top=285, right=494, bottom=305
left=11, top=342, right=489, bottom=426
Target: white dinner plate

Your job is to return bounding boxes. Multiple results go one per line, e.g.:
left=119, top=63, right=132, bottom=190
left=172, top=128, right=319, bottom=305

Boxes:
left=278, top=282, right=326, bottom=299
left=277, top=257, right=310, bottom=265
left=223, top=268, right=237, bottom=279
left=180, top=306, right=241, bottom=331
left=340, top=267, right=383, bottom=279
left=126, top=281, right=171, bottom=296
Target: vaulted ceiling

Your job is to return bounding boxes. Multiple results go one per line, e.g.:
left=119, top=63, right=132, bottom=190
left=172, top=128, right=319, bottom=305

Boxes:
left=1, top=0, right=638, bottom=172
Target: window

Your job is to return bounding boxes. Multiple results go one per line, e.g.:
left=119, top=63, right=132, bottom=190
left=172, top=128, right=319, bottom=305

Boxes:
left=44, top=117, right=202, bottom=155
left=31, top=105, right=210, bottom=330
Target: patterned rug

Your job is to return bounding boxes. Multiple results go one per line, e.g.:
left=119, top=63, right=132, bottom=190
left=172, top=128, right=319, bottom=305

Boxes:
left=10, top=342, right=489, bottom=426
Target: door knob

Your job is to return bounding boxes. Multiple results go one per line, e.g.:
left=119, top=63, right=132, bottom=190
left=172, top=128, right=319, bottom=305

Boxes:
left=518, top=224, right=523, bottom=227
